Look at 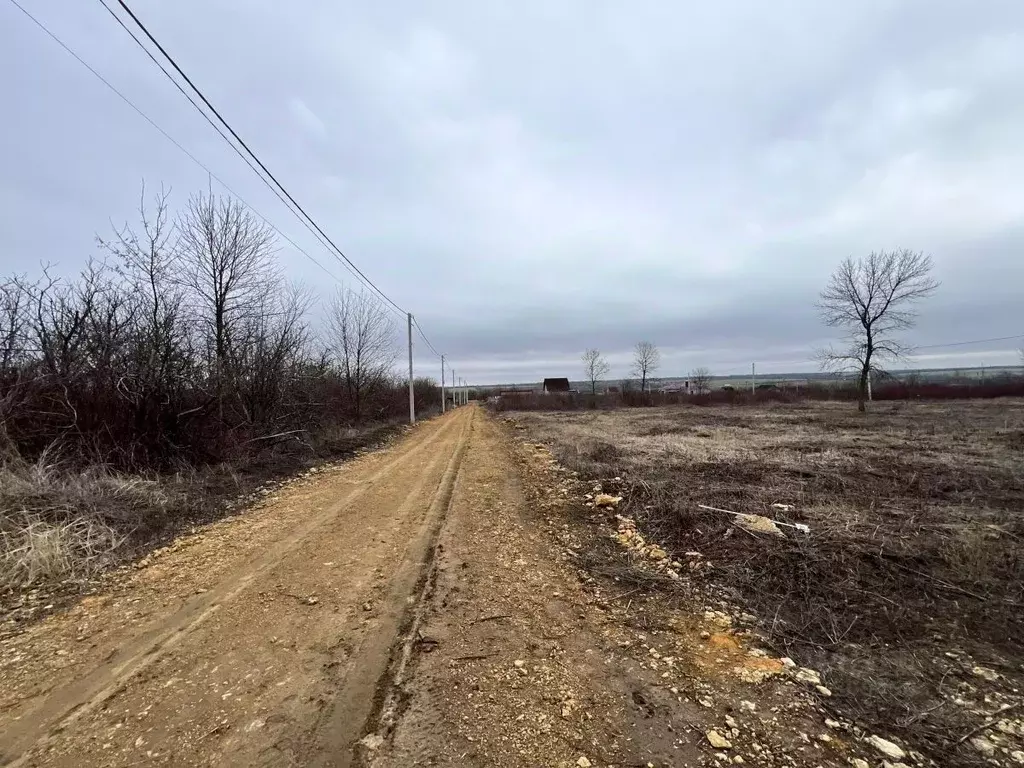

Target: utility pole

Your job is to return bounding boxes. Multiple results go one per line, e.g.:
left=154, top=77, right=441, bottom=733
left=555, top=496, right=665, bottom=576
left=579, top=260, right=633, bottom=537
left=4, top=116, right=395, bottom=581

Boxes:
left=440, top=355, right=446, bottom=414
left=407, top=313, right=415, bottom=425
left=751, top=362, right=756, bottom=394
left=451, top=370, right=456, bottom=407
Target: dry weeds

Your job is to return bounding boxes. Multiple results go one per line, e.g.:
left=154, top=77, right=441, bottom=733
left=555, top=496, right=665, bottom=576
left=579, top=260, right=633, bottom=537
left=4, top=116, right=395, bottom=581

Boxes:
left=511, top=399, right=1024, bottom=767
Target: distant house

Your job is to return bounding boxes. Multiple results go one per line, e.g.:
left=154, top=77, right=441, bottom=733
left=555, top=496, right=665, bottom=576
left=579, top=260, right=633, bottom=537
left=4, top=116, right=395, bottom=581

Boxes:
left=542, top=378, right=571, bottom=393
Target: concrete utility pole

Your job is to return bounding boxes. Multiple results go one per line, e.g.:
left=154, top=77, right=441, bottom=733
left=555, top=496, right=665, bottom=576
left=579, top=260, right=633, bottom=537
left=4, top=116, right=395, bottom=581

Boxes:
left=407, top=313, right=415, bottom=425
left=751, top=363, right=756, bottom=394
left=451, top=370, right=456, bottom=407
left=440, top=355, right=446, bottom=413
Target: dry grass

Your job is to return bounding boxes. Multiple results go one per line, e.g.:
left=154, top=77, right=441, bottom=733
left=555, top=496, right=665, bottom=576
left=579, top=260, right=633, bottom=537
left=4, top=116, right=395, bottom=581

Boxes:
left=0, top=515, right=123, bottom=588
left=0, top=451, right=174, bottom=592
left=511, top=399, right=1024, bottom=767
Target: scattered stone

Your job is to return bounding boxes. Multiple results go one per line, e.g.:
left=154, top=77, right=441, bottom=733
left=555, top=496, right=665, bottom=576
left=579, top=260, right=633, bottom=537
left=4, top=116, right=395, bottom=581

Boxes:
left=740, top=700, right=757, bottom=713
left=594, top=494, right=622, bottom=508
left=725, top=715, right=739, bottom=729
left=816, top=685, right=832, bottom=697
left=970, top=735, right=996, bottom=756
left=795, top=667, right=822, bottom=686
left=735, top=513, right=786, bottom=538
left=971, top=665, right=1000, bottom=682
left=1009, top=750, right=1024, bottom=764
left=359, top=733, right=384, bottom=751
left=849, top=760, right=869, bottom=768
left=706, top=730, right=732, bottom=749
left=865, top=735, right=906, bottom=760
left=577, top=757, right=592, bottom=768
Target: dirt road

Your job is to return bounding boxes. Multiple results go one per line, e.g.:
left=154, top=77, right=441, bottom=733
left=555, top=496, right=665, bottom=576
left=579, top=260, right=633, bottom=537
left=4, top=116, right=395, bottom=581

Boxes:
left=1, top=408, right=472, bottom=767
left=2, top=407, right=874, bottom=767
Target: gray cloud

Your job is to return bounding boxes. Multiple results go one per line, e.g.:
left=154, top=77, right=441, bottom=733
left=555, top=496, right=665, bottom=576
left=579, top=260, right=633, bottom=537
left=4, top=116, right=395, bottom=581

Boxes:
left=3, top=1, right=1023, bottom=384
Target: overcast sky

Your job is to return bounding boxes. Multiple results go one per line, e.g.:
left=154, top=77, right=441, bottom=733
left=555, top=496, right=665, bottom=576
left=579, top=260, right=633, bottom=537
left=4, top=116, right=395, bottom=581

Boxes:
left=3, top=1, right=1023, bottom=383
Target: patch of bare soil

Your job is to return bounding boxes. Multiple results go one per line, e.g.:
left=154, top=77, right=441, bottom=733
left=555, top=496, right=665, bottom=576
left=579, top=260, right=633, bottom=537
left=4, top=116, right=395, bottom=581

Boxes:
left=372, top=412, right=878, bottom=767
left=507, top=400, right=1024, bottom=768
left=0, top=409, right=472, bottom=767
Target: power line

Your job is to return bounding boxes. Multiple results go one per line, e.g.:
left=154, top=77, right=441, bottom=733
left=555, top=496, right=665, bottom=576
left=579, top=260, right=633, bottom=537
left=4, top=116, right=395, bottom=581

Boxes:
left=105, top=0, right=406, bottom=317
left=912, top=334, right=1024, bottom=351
left=7, top=0, right=344, bottom=287
left=412, top=317, right=442, bottom=359
left=92, top=0, right=398, bottom=318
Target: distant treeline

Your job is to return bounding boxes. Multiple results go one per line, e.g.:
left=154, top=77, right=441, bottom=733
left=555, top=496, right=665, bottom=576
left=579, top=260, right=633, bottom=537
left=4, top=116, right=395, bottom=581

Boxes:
left=488, top=378, right=1024, bottom=412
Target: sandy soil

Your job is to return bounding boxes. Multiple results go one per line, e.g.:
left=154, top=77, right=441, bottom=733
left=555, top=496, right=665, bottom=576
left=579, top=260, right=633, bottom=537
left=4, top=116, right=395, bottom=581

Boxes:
left=2, top=406, right=885, bottom=767
left=1, top=408, right=472, bottom=767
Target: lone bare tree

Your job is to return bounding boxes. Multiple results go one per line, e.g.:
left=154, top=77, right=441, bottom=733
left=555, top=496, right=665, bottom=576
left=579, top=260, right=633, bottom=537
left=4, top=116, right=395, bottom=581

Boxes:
left=631, top=340, right=660, bottom=393
left=582, top=348, right=610, bottom=395
left=328, top=289, right=396, bottom=421
left=689, top=366, right=712, bottom=394
left=817, top=249, right=939, bottom=411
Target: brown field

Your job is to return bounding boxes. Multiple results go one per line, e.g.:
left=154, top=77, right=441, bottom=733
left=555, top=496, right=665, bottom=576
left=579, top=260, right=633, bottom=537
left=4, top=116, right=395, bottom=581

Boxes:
left=509, top=399, right=1024, bottom=767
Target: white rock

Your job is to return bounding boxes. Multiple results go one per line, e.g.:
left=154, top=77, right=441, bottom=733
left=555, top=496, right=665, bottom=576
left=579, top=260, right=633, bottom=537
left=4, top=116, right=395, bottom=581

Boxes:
left=865, top=735, right=906, bottom=760
left=970, top=736, right=996, bottom=756
left=359, top=733, right=384, bottom=751
left=706, top=730, right=732, bottom=749
left=577, top=758, right=592, bottom=768
left=849, top=760, right=869, bottom=768
left=971, top=665, right=999, bottom=682
left=795, top=667, right=822, bottom=686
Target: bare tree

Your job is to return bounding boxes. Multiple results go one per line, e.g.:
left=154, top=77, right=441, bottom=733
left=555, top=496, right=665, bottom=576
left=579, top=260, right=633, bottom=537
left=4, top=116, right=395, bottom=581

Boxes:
left=817, top=249, right=939, bottom=411
left=582, top=348, right=610, bottom=395
left=689, top=366, right=712, bottom=394
left=100, top=184, right=195, bottom=449
left=328, top=289, right=397, bottom=422
left=631, top=340, right=660, bottom=393
left=176, top=191, right=278, bottom=419
left=0, top=275, right=33, bottom=374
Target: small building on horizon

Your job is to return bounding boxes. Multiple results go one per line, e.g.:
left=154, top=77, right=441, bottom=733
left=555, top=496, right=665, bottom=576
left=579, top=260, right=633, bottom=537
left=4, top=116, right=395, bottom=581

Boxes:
left=542, top=377, right=571, bottom=393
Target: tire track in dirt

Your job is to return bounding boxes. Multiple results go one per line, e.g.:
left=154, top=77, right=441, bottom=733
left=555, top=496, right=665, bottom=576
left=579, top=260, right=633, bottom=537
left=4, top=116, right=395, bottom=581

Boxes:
left=304, top=406, right=474, bottom=767
left=0, top=409, right=472, bottom=767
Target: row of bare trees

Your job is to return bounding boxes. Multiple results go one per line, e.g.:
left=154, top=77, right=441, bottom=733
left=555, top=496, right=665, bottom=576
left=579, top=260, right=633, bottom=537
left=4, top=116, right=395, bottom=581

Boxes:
left=579, top=344, right=714, bottom=396
left=580, top=249, right=942, bottom=411
left=0, top=186, right=433, bottom=468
